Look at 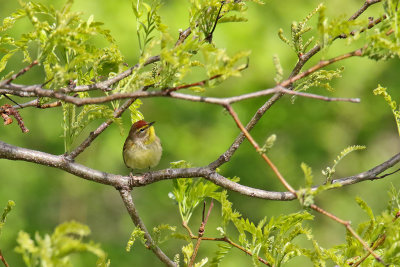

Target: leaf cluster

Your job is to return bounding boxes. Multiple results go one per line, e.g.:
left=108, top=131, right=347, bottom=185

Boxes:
left=0, top=0, right=127, bottom=152
left=330, top=187, right=400, bottom=266
left=0, top=200, right=15, bottom=238
left=15, top=220, right=109, bottom=267
left=373, top=84, right=400, bottom=136
left=322, top=145, right=366, bottom=183
left=167, top=163, right=320, bottom=266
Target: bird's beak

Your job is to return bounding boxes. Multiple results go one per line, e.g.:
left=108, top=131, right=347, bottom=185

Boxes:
left=141, top=121, right=155, bottom=131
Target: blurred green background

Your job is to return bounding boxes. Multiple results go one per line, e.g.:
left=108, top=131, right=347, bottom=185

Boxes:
left=0, top=0, right=399, bottom=266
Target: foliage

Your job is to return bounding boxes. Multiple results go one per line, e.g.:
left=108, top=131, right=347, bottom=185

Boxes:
left=322, top=145, right=366, bottom=183
left=169, top=164, right=318, bottom=266
left=15, top=221, right=110, bottom=267
left=63, top=100, right=123, bottom=152
left=373, top=84, right=400, bottom=136
left=278, top=4, right=324, bottom=56
left=126, top=226, right=146, bottom=252
left=0, top=0, right=400, bottom=266
left=331, top=186, right=400, bottom=266
left=0, top=200, right=15, bottom=238
left=0, top=0, right=128, bottom=152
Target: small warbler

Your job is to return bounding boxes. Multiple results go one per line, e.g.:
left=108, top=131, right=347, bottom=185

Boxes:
left=123, top=120, right=162, bottom=170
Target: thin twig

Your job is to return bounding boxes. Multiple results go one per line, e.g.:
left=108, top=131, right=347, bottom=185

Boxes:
left=65, top=85, right=151, bottom=160
left=119, top=189, right=176, bottom=267
left=182, top=202, right=271, bottom=266
left=354, top=203, right=400, bottom=266
left=224, top=104, right=296, bottom=194
left=2, top=94, right=22, bottom=108
left=0, top=60, right=38, bottom=86
left=175, top=27, right=192, bottom=47
left=275, top=86, right=360, bottom=103
left=0, top=48, right=361, bottom=107
left=204, top=1, right=225, bottom=43
left=0, top=250, right=10, bottom=267
left=213, top=0, right=382, bottom=171
left=349, top=0, right=382, bottom=21
left=353, top=234, right=386, bottom=267
left=280, top=48, right=364, bottom=88
left=188, top=200, right=214, bottom=267
left=336, top=15, right=387, bottom=40
left=376, top=167, right=400, bottom=179
left=186, top=234, right=271, bottom=266
left=310, top=204, right=384, bottom=264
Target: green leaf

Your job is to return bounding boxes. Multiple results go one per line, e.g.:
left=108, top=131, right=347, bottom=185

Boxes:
left=301, top=162, right=313, bottom=187
left=15, top=221, right=109, bottom=266
left=322, top=145, right=366, bottom=183
left=0, top=50, right=17, bottom=73
left=126, top=226, right=146, bottom=252
left=0, top=200, right=15, bottom=238
left=209, top=244, right=231, bottom=267
left=373, top=85, right=400, bottom=136
left=182, top=242, right=194, bottom=265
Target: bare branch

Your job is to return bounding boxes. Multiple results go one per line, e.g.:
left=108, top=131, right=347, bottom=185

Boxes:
left=1, top=140, right=398, bottom=202
left=0, top=250, right=10, bottom=267
left=119, top=189, right=176, bottom=267
left=225, top=104, right=296, bottom=194
left=0, top=140, right=128, bottom=188
left=14, top=98, right=62, bottom=109
left=349, top=0, right=383, bottom=21
left=0, top=60, right=38, bottom=86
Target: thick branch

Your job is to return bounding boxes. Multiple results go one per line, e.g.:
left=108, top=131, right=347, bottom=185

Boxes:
left=1, top=141, right=398, bottom=202
left=0, top=140, right=127, bottom=188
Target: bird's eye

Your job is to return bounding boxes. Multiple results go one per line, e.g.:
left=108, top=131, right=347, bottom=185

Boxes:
left=139, top=128, right=145, bottom=132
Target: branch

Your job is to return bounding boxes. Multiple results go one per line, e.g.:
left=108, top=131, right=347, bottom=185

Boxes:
left=0, top=104, right=29, bottom=133
left=14, top=98, right=62, bottom=109
left=182, top=203, right=271, bottom=266
left=65, top=84, right=152, bottom=160
left=188, top=200, right=214, bottom=267
left=119, top=189, right=176, bottom=267
left=0, top=140, right=128, bottom=188
left=0, top=60, right=38, bottom=86
left=1, top=140, right=398, bottom=202
left=0, top=250, right=9, bottom=267
left=209, top=45, right=365, bottom=169
left=331, top=152, right=400, bottom=186
left=175, top=27, right=192, bottom=47
left=310, top=204, right=384, bottom=264
left=61, top=56, right=160, bottom=93
left=224, top=104, right=296, bottom=194
left=280, top=48, right=364, bottom=88
left=349, top=0, right=383, bottom=21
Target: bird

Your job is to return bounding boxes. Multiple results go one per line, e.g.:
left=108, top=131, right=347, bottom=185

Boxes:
left=123, top=120, right=162, bottom=171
